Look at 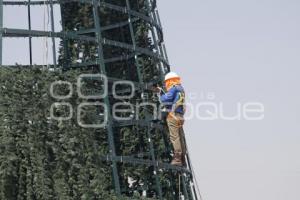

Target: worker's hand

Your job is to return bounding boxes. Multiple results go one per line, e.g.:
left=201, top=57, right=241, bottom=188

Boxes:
left=152, top=86, right=162, bottom=93
left=152, top=87, right=161, bottom=93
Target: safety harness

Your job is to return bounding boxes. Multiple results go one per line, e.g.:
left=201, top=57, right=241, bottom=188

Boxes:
left=168, top=85, right=186, bottom=125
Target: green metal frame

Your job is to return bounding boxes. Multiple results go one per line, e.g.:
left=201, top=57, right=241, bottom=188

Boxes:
left=0, top=1, right=199, bottom=199
left=0, top=0, right=3, bottom=66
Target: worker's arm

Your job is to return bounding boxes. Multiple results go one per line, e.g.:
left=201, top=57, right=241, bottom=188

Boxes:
left=160, top=87, right=176, bottom=103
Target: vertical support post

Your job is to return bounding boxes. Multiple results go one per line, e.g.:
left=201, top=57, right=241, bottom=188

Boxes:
left=146, top=0, right=164, bottom=58
left=60, top=4, right=70, bottom=70
left=147, top=124, right=163, bottom=199
left=183, top=133, right=199, bottom=200
left=0, top=0, right=3, bottom=66
left=181, top=174, right=190, bottom=200
left=126, top=0, right=163, bottom=198
left=153, top=9, right=170, bottom=72
left=187, top=176, right=197, bottom=200
left=28, top=0, right=32, bottom=65
left=92, top=0, right=121, bottom=196
left=126, top=0, right=163, bottom=200
left=145, top=0, right=166, bottom=81
left=156, top=11, right=169, bottom=64
left=162, top=43, right=169, bottom=64
left=125, top=0, right=143, bottom=86
left=49, top=0, right=57, bottom=68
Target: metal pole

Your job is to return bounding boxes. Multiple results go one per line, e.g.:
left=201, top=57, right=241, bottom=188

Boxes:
left=49, top=0, right=57, bottom=68
left=92, top=0, right=121, bottom=196
left=181, top=174, right=190, bottom=200
left=0, top=0, right=3, bottom=66
left=147, top=123, right=163, bottom=199
left=125, top=0, right=143, bottom=86
left=28, top=0, right=32, bottom=65
left=60, top=4, right=70, bottom=70
left=145, top=0, right=166, bottom=81
left=125, top=0, right=163, bottom=197
left=153, top=10, right=170, bottom=72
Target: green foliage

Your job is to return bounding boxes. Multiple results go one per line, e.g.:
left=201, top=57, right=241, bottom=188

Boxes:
left=0, top=68, right=110, bottom=199
left=0, top=67, right=157, bottom=199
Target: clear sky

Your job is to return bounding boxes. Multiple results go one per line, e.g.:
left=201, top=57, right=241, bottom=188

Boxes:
left=158, top=1, right=300, bottom=200
left=2, top=1, right=300, bottom=200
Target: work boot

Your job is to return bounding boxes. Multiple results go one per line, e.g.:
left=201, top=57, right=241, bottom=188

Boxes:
left=171, top=152, right=183, bottom=166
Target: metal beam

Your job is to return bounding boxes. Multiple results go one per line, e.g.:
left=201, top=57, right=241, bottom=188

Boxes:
left=92, top=0, right=121, bottom=195
left=27, top=0, right=32, bottom=65
left=100, top=155, right=192, bottom=174
left=0, top=0, right=3, bottom=66
left=0, top=28, right=168, bottom=66
left=103, top=38, right=167, bottom=66
left=0, top=28, right=97, bottom=41
left=147, top=124, right=163, bottom=199
left=2, top=0, right=164, bottom=40
left=59, top=3, right=70, bottom=70
left=145, top=0, right=166, bottom=81
left=49, top=0, right=57, bottom=68
left=3, top=1, right=53, bottom=5
left=125, top=1, right=163, bottom=197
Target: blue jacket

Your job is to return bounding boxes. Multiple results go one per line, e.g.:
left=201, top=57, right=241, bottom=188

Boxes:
left=160, top=84, right=185, bottom=114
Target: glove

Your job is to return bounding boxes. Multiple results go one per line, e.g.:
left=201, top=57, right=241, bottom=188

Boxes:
left=152, top=86, right=162, bottom=93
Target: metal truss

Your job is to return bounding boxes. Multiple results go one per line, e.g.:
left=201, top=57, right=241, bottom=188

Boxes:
left=0, top=1, right=199, bottom=199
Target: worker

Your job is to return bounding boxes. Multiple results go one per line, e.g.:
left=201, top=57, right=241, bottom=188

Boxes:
left=156, top=72, right=186, bottom=166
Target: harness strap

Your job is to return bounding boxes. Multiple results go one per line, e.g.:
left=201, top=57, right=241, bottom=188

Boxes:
left=171, top=85, right=186, bottom=114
